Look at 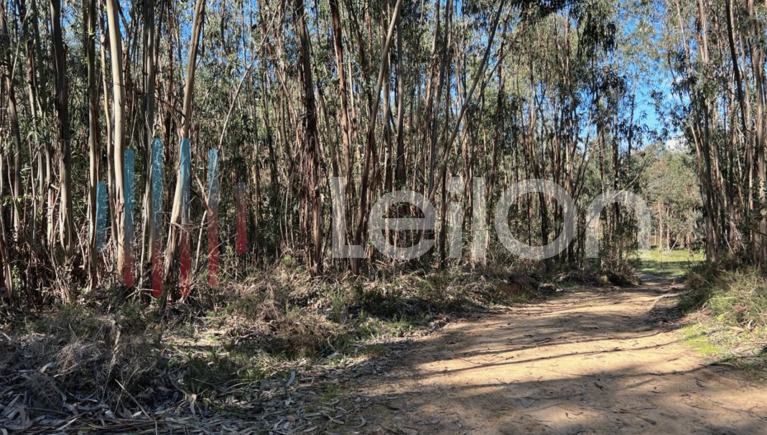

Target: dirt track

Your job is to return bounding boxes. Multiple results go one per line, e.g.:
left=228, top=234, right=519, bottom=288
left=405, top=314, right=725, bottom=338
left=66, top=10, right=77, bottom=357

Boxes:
left=345, top=278, right=767, bottom=435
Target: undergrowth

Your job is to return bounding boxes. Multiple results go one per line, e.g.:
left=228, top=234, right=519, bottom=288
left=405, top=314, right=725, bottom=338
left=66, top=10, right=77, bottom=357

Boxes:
left=678, top=261, right=767, bottom=376
left=0, top=260, right=630, bottom=421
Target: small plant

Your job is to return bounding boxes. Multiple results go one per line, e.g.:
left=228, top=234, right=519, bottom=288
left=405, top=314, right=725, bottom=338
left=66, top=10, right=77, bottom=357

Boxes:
left=330, top=291, right=347, bottom=324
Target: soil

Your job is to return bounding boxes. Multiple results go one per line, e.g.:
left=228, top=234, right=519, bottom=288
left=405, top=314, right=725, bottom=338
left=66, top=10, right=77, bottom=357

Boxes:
left=5, top=277, right=764, bottom=434
left=341, top=277, right=767, bottom=435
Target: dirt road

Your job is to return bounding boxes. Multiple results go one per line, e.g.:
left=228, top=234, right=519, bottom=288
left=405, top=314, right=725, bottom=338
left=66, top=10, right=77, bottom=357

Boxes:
left=346, top=278, right=767, bottom=435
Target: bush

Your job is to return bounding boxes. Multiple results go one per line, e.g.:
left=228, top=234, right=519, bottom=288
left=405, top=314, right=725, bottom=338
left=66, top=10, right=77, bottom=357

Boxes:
left=682, top=263, right=767, bottom=340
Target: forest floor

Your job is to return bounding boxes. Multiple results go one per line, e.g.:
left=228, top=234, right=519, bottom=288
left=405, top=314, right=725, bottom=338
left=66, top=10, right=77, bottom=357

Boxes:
left=3, top=271, right=766, bottom=434
left=325, top=275, right=767, bottom=435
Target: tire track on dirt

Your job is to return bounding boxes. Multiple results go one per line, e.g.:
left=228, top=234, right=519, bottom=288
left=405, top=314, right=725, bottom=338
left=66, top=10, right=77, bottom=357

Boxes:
left=344, top=279, right=767, bottom=435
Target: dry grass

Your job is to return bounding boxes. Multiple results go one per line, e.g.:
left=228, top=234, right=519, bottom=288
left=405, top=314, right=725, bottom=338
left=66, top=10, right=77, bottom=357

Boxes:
left=0, top=306, right=169, bottom=418
left=0, top=260, right=627, bottom=433
left=678, top=263, right=767, bottom=377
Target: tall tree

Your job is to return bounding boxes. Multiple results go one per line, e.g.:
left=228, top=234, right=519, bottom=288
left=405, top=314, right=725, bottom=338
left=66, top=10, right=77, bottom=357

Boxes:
left=84, top=0, right=100, bottom=289
left=0, top=0, right=22, bottom=240
left=140, top=0, right=157, bottom=276
left=163, top=0, right=206, bottom=283
left=15, top=0, right=45, bottom=248
left=50, top=0, right=73, bottom=253
left=105, top=0, right=126, bottom=276
left=0, top=3, right=21, bottom=241
left=294, top=0, right=323, bottom=275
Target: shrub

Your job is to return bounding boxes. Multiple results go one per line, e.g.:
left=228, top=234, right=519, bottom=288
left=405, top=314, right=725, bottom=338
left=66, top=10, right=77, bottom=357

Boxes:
left=683, top=264, right=767, bottom=332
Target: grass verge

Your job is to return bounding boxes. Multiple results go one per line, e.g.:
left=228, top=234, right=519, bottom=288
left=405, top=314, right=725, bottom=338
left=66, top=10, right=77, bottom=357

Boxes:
left=633, top=248, right=704, bottom=278
left=677, top=263, right=767, bottom=379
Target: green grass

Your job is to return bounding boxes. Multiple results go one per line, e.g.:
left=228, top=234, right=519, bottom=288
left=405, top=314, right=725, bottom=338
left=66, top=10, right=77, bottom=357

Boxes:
left=683, top=267, right=767, bottom=329
left=677, top=265, right=767, bottom=377
left=633, top=248, right=705, bottom=278
left=682, top=325, right=721, bottom=356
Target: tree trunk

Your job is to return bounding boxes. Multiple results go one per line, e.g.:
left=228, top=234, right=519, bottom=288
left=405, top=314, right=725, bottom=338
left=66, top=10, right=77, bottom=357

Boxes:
left=84, top=0, right=100, bottom=290
left=15, top=0, right=43, bottom=248
left=164, top=0, right=206, bottom=283
left=0, top=0, right=22, bottom=241
left=352, top=0, right=403, bottom=271
left=105, top=0, right=127, bottom=278
left=50, top=0, right=73, bottom=254
left=140, top=0, right=156, bottom=280
left=394, top=15, right=406, bottom=186
left=294, top=0, right=323, bottom=275
left=745, top=0, right=767, bottom=268
left=330, top=0, right=353, bottom=186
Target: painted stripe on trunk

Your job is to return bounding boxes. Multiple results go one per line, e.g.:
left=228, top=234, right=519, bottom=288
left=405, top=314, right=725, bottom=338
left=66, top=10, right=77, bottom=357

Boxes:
left=208, top=149, right=219, bottom=287
left=151, top=138, right=163, bottom=297
left=180, top=139, right=191, bottom=298
left=124, top=149, right=135, bottom=287
left=96, top=181, right=107, bottom=253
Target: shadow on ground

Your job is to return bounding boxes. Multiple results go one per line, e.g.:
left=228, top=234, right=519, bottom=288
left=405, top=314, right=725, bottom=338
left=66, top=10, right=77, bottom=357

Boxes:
left=333, top=280, right=767, bottom=435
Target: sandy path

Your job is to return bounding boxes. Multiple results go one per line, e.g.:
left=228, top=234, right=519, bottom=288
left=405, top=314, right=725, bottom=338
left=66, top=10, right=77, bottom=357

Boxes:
left=345, top=279, right=767, bottom=435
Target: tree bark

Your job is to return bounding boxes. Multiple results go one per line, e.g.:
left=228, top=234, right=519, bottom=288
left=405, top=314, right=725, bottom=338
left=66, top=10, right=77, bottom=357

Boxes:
left=294, top=0, right=323, bottom=275
left=164, top=0, right=206, bottom=282
left=330, top=0, right=353, bottom=186
left=352, top=0, right=403, bottom=271
left=15, top=0, right=43, bottom=248
left=84, top=0, right=100, bottom=290
left=50, top=0, right=74, bottom=254
left=140, top=0, right=156, bottom=279
left=0, top=0, right=22, bottom=241
left=106, top=0, right=126, bottom=276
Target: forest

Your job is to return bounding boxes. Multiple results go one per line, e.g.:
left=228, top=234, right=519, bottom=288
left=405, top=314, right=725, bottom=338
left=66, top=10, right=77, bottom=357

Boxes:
left=0, top=0, right=766, bottom=433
